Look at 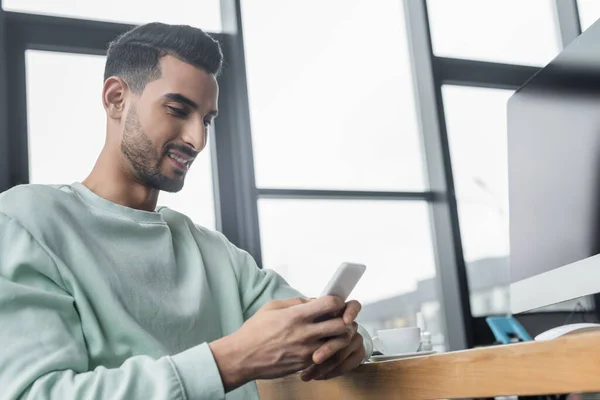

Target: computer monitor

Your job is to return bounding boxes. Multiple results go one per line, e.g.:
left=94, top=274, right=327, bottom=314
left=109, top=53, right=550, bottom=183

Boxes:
left=508, top=20, right=600, bottom=314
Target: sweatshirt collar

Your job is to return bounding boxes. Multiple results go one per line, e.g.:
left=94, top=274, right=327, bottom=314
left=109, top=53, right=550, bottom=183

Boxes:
left=70, top=182, right=165, bottom=224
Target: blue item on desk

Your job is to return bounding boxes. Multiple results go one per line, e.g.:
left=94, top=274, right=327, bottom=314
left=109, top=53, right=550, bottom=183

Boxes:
left=486, top=316, right=533, bottom=344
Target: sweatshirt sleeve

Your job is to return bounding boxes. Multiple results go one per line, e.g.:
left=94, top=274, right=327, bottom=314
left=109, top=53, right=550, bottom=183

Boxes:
left=0, top=213, right=224, bottom=400
left=234, top=249, right=373, bottom=362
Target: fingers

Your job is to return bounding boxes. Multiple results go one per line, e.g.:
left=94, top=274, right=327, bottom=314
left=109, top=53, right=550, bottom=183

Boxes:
left=315, top=345, right=365, bottom=380
left=312, top=322, right=358, bottom=363
left=342, top=300, right=362, bottom=325
left=307, top=317, right=352, bottom=340
left=301, top=343, right=349, bottom=383
left=301, top=333, right=364, bottom=381
left=294, top=295, right=345, bottom=321
left=263, top=297, right=309, bottom=311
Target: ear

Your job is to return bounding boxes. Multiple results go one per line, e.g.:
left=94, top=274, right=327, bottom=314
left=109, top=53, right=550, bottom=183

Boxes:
left=102, top=76, right=128, bottom=119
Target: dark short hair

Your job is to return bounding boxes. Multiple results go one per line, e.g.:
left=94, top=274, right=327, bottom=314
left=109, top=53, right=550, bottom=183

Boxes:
left=104, top=22, right=223, bottom=93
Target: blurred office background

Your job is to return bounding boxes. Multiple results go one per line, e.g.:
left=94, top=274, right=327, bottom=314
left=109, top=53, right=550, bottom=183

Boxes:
left=1, top=0, right=599, bottom=352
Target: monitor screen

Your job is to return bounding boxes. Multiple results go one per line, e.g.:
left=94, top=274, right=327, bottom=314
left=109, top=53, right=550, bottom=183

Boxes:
left=509, top=20, right=600, bottom=312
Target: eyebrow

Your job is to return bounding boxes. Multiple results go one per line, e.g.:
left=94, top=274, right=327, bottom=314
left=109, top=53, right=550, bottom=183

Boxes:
left=163, top=93, right=218, bottom=116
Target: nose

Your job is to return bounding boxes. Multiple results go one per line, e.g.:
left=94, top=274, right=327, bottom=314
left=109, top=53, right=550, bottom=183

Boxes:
left=181, top=118, right=207, bottom=152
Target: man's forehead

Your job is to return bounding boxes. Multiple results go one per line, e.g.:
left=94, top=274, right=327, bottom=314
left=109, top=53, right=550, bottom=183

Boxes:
left=156, top=55, right=218, bottom=92
left=144, top=55, right=218, bottom=108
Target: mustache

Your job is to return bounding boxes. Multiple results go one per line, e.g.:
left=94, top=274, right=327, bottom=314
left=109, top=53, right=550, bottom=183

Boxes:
left=164, top=144, right=199, bottom=159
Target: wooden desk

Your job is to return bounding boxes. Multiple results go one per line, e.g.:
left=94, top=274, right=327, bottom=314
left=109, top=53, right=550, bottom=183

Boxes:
left=257, top=331, right=600, bottom=399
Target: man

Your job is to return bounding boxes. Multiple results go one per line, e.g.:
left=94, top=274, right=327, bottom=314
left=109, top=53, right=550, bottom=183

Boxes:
left=0, top=22, right=372, bottom=399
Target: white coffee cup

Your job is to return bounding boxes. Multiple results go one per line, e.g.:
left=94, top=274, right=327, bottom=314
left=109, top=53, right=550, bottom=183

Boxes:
left=374, top=327, right=421, bottom=355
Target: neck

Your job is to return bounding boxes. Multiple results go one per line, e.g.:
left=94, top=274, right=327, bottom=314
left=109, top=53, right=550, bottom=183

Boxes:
left=82, top=147, right=160, bottom=212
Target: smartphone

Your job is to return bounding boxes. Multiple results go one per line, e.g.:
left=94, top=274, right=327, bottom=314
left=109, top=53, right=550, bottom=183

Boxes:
left=320, top=262, right=367, bottom=301
left=314, top=262, right=366, bottom=323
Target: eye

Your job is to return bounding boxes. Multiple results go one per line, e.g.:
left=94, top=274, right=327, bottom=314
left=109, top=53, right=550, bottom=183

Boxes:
left=167, top=106, right=188, bottom=119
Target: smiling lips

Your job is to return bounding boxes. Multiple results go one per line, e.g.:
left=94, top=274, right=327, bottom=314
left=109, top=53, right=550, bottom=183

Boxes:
left=167, top=151, right=194, bottom=172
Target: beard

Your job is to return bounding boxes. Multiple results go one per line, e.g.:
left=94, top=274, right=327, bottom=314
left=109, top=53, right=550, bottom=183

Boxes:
left=121, top=106, right=185, bottom=193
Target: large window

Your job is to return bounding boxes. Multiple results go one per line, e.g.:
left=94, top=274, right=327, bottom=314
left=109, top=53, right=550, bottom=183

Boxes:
left=3, top=0, right=222, bottom=31
left=427, top=0, right=561, bottom=66
left=242, top=0, right=425, bottom=191
left=259, top=200, right=436, bottom=302
left=25, top=50, right=217, bottom=229
left=242, top=0, right=443, bottom=347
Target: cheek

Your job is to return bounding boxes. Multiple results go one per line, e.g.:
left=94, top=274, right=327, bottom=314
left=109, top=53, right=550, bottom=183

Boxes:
left=148, top=117, right=181, bottom=147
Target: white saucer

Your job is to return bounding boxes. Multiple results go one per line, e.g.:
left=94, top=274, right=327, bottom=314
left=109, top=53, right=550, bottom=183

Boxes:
left=369, top=350, right=436, bottom=362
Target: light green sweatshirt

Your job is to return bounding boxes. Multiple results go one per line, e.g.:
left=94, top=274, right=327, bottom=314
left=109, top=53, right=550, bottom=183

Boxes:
left=0, top=183, right=372, bottom=400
